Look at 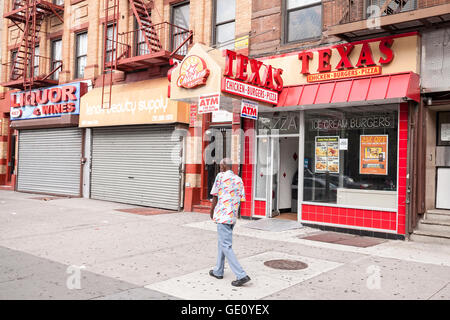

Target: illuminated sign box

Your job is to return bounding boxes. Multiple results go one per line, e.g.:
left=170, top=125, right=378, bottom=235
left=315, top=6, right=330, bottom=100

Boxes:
left=10, top=82, right=84, bottom=121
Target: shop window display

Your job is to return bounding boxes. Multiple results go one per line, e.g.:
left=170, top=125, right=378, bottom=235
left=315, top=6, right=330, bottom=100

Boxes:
left=303, top=105, right=398, bottom=209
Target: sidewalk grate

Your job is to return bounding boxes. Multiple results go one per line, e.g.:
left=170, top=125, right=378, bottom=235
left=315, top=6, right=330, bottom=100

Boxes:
left=115, top=208, right=177, bottom=216
left=264, top=259, right=308, bottom=270
left=299, top=231, right=387, bottom=248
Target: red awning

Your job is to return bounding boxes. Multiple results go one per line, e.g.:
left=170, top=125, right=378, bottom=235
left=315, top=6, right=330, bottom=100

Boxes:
left=276, top=72, right=420, bottom=108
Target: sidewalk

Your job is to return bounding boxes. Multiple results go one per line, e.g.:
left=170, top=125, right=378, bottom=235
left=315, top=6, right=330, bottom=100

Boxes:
left=0, top=190, right=449, bottom=300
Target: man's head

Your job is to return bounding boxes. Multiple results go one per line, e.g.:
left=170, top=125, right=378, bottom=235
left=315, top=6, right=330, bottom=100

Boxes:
left=220, top=158, right=233, bottom=172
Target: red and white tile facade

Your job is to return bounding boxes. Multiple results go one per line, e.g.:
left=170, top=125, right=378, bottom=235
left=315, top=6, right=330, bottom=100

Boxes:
left=240, top=104, right=409, bottom=235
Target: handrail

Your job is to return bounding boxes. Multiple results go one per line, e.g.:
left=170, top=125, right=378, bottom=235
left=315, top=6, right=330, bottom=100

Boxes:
left=108, top=21, right=192, bottom=62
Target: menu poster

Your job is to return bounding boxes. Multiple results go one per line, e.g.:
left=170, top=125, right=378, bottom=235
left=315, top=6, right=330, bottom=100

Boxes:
left=315, top=136, right=339, bottom=173
left=360, top=135, right=388, bottom=175
left=441, top=123, right=450, bottom=141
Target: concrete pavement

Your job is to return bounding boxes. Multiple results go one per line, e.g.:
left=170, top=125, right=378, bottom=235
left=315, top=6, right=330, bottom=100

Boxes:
left=0, top=190, right=449, bottom=300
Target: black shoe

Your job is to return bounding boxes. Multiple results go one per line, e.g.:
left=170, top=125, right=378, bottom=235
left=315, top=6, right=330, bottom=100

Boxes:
left=231, top=275, right=251, bottom=287
left=209, top=270, right=223, bottom=279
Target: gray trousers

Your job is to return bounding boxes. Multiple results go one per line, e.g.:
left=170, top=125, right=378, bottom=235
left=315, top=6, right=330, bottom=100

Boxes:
left=213, top=223, right=247, bottom=280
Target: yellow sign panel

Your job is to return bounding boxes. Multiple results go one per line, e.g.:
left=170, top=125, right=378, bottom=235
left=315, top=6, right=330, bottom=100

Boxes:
left=307, top=66, right=381, bottom=83
left=79, top=78, right=189, bottom=127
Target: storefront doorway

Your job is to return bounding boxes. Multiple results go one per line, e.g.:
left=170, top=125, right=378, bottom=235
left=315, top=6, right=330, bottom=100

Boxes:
left=255, top=135, right=299, bottom=219
left=436, top=111, right=450, bottom=210
left=204, top=125, right=232, bottom=200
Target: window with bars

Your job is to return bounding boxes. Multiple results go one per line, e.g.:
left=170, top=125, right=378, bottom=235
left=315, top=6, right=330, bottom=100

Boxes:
left=366, top=0, right=417, bottom=17
left=51, top=39, right=62, bottom=80
left=75, top=32, right=88, bottom=79
left=105, top=24, right=117, bottom=63
left=212, top=0, right=235, bottom=50
left=33, top=46, right=40, bottom=77
left=171, top=1, right=190, bottom=55
left=10, top=50, right=18, bottom=80
left=284, top=0, right=322, bottom=43
left=134, top=18, right=150, bottom=56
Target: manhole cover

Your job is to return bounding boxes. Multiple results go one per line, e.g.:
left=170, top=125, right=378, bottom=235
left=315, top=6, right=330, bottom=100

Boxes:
left=264, top=259, right=308, bottom=270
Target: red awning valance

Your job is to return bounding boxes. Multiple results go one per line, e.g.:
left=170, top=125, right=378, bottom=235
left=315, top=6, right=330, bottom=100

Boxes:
left=276, top=72, right=420, bottom=108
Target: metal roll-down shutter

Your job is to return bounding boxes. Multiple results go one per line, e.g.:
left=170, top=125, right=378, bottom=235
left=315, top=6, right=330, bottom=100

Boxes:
left=17, top=128, right=82, bottom=196
left=91, top=126, right=182, bottom=210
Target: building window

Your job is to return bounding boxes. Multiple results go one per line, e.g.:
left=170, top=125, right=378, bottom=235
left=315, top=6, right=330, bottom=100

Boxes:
left=32, top=46, right=40, bottom=77
left=51, top=39, right=62, bottom=80
left=134, top=18, right=150, bottom=56
left=75, top=32, right=87, bottom=79
left=212, top=0, right=235, bottom=50
left=303, top=105, right=398, bottom=210
left=12, top=0, right=21, bottom=10
left=366, top=0, right=417, bottom=17
left=53, top=0, right=64, bottom=5
left=171, top=1, right=190, bottom=55
left=10, top=50, right=18, bottom=80
left=105, top=24, right=117, bottom=63
left=285, top=0, right=322, bottom=43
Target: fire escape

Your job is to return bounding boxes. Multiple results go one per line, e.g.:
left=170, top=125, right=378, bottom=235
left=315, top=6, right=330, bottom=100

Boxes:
left=328, top=0, right=450, bottom=41
left=2, top=0, right=64, bottom=90
left=101, top=0, right=193, bottom=108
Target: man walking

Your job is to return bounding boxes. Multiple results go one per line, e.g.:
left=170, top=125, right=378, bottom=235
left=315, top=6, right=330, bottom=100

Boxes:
left=209, top=158, right=251, bottom=287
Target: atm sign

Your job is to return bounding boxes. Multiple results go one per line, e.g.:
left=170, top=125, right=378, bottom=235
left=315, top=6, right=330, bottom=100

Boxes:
left=241, top=99, right=258, bottom=120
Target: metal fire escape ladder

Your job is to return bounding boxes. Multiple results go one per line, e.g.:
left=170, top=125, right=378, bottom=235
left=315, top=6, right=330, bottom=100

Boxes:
left=6, top=0, right=64, bottom=90
left=10, top=1, right=44, bottom=90
left=129, top=0, right=163, bottom=53
left=101, top=0, right=120, bottom=109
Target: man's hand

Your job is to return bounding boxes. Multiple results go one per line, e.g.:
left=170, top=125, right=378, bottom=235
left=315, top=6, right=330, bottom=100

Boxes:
left=210, top=196, right=218, bottom=220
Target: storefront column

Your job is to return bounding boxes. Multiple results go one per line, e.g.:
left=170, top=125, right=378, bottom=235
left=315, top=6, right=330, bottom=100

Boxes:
left=298, top=110, right=305, bottom=222
left=184, top=121, right=203, bottom=212
left=231, top=111, right=241, bottom=174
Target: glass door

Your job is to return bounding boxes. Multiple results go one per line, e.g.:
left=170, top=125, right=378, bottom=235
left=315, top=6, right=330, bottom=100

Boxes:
left=254, top=136, right=280, bottom=218
left=268, top=137, right=280, bottom=218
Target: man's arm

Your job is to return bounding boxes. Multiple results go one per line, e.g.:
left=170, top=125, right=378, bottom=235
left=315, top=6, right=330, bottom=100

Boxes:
left=210, top=196, right=218, bottom=219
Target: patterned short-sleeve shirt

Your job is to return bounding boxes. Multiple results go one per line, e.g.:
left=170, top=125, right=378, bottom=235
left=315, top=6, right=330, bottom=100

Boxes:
left=210, top=170, right=246, bottom=225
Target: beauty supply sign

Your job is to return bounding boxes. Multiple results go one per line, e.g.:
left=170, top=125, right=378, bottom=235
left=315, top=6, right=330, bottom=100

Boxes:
left=360, top=135, right=388, bottom=175
left=10, top=82, right=83, bottom=120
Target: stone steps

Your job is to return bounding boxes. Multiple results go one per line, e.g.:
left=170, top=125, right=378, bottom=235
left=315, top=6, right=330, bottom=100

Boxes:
left=411, top=209, right=450, bottom=244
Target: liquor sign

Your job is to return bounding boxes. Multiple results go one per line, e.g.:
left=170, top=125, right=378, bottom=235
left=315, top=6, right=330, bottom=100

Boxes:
left=221, top=50, right=283, bottom=104
left=10, top=82, right=83, bottom=120
left=198, top=93, right=220, bottom=114
left=360, top=135, right=388, bottom=175
left=177, top=55, right=210, bottom=89
left=241, top=99, right=258, bottom=120
left=299, top=38, right=395, bottom=83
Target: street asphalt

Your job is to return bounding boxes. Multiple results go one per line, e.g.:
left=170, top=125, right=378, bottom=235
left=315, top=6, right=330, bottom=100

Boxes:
left=0, top=190, right=449, bottom=300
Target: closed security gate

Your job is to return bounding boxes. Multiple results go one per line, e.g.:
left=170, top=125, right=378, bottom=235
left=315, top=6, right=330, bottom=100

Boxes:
left=91, top=126, right=183, bottom=210
left=17, top=128, right=82, bottom=196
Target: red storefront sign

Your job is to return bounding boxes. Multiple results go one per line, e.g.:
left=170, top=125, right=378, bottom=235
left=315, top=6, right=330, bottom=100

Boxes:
left=299, top=38, right=395, bottom=82
left=10, top=83, right=84, bottom=120
left=221, top=50, right=283, bottom=104
left=189, top=104, right=197, bottom=127
left=177, top=55, right=210, bottom=89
